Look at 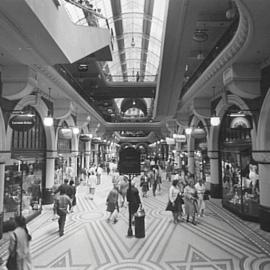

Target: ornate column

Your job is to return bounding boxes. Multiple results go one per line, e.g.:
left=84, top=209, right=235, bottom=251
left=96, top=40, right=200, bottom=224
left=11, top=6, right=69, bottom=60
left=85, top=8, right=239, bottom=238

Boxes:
left=43, top=151, right=57, bottom=204
left=94, top=143, right=99, bottom=165
left=187, top=151, right=194, bottom=175
left=85, top=141, right=91, bottom=169
left=70, top=152, right=79, bottom=180
left=208, top=150, right=222, bottom=198
left=253, top=151, right=270, bottom=231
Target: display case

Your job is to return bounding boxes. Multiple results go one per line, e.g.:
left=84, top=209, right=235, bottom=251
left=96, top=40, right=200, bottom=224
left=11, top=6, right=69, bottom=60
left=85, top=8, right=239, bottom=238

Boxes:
left=4, top=161, right=43, bottom=224
left=221, top=150, right=259, bottom=220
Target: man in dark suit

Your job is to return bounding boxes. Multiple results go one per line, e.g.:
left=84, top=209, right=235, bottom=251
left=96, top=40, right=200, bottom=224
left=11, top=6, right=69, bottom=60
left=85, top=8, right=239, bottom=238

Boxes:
left=127, top=180, right=141, bottom=224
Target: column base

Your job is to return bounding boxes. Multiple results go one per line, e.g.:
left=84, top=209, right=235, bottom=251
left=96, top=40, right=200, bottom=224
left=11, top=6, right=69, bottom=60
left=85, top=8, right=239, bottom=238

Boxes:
left=260, top=205, right=270, bottom=232
left=42, top=188, right=54, bottom=205
left=210, top=183, right=222, bottom=198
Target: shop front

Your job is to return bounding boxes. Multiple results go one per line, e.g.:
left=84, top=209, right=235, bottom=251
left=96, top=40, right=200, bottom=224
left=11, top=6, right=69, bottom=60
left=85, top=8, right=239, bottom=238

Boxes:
left=192, top=125, right=210, bottom=183
left=4, top=107, right=46, bottom=231
left=55, top=124, right=73, bottom=185
left=219, top=108, right=259, bottom=221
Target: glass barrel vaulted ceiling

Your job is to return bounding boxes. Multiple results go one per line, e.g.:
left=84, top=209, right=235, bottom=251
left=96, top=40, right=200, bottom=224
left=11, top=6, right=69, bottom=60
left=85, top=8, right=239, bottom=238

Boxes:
left=63, top=0, right=167, bottom=83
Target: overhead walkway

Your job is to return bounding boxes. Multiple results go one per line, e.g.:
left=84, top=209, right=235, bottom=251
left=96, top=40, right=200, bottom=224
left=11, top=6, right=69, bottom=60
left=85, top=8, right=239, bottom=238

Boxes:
left=1, top=173, right=270, bottom=270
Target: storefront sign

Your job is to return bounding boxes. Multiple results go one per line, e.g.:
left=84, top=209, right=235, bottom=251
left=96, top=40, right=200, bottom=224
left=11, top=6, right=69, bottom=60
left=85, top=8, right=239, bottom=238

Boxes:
left=79, top=134, right=92, bottom=142
left=58, top=128, right=72, bottom=139
left=191, top=128, right=206, bottom=139
left=118, top=147, right=140, bottom=174
left=173, top=134, right=186, bottom=142
left=230, top=116, right=251, bottom=129
left=9, top=115, right=35, bottom=131
left=166, top=137, right=175, bottom=145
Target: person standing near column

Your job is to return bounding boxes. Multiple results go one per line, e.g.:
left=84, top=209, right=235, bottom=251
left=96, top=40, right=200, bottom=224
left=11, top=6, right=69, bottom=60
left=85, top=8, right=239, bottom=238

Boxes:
left=194, top=179, right=206, bottom=217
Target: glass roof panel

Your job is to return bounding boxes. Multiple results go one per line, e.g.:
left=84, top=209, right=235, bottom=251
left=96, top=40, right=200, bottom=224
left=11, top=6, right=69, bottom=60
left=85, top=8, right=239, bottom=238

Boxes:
left=63, top=0, right=167, bottom=82
left=62, top=0, right=167, bottom=114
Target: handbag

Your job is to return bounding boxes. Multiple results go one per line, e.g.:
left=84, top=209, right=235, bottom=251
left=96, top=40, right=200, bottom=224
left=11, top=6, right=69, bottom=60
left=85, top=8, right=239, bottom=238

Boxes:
left=203, top=190, right=210, bottom=200
left=165, top=200, right=174, bottom=211
left=6, top=232, right=17, bottom=270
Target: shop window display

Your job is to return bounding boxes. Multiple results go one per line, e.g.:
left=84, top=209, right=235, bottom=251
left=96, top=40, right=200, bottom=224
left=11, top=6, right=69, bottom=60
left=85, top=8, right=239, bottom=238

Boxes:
left=219, top=107, right=259, bottom=221
left=221, top=150, right=259, bottom=220
left=4, top=161, right=43, bottom=223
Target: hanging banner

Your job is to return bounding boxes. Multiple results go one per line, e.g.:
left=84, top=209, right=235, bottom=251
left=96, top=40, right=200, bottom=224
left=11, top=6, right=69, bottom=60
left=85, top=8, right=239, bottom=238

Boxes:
left=9, top=115, right=35, bottom=131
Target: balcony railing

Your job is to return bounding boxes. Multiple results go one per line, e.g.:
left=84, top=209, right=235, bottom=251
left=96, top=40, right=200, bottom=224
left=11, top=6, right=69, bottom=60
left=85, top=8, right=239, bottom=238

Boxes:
left=180, top=15, right=239, bottom=99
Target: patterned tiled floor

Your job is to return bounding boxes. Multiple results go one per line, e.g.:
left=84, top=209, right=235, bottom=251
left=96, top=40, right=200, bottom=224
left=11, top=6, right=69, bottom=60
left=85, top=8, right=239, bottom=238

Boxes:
left=1, top=173, right=270, bottom=270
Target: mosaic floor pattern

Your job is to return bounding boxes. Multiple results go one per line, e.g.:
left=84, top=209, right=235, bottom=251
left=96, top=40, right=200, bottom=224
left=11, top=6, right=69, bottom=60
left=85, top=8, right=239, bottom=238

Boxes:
left=1, top=173, right=270, bottom=270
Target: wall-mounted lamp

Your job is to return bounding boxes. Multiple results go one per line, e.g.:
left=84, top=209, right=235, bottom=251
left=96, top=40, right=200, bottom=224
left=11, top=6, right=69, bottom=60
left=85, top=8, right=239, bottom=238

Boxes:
left=185, top=127, right=192, bottom=135
left=43, top=88, right=54, bottom=127
left=210, top=86, right=220, bottom=126
left=210, top=115, right=221, bottom=126
left=44, top=114, right=53, bottom=127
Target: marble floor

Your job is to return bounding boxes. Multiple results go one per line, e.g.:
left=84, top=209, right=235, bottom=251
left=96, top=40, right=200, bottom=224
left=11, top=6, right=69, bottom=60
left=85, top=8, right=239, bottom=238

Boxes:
left=1, top=173, right=270, bottom=270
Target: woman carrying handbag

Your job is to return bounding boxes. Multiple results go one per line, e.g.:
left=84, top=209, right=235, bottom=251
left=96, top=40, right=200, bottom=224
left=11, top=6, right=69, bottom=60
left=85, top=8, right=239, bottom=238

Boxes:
left=166, top=179, right=182, bottom=224
left=7, top=216, right=32, bottom=270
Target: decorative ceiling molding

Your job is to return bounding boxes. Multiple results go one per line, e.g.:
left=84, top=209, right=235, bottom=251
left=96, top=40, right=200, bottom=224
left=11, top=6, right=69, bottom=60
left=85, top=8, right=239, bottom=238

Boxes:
left=179, top=0, right=253, bottom=111
left=33, top=64, right=105, bottom=124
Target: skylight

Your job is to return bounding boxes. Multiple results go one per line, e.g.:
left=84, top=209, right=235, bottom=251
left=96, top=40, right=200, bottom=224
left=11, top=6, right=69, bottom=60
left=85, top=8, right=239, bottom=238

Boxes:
left=63, top=0, right=167, bottom=82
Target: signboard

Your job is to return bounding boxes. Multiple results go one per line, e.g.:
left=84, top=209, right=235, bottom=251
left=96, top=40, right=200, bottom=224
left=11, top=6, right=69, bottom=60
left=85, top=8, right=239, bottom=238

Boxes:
left=118, top=147, right=140, bottom=174
left=59, top=128, right=72, bottom=139
left=173, top=134, right=186, bottom=143
left=166, top=137, right=175, bottom=145
left=9, top=115, right=35, bottom=131
left=230, top=116, right=251, bottom=129
left=191, top=128, right=206, bottom=139
left=79, top=134, right=92, bottom=142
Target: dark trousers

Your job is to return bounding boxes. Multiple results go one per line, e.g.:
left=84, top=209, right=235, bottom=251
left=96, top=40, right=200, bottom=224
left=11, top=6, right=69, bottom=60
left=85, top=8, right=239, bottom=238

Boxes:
left=152, top=182, right=157, bottom=196
left=57, top=209, right=67, bottom=235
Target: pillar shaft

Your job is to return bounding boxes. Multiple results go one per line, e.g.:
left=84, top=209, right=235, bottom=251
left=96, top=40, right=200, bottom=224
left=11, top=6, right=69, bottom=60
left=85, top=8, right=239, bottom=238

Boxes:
left=85, top=141, right=91, bottom=169
left=188, top=152, right=194, bottom=174
left=210, top=158, right=222, bottom=198
left=0, top=163, right=5, bottom=213
left=258, top=164, right=270, bottom=231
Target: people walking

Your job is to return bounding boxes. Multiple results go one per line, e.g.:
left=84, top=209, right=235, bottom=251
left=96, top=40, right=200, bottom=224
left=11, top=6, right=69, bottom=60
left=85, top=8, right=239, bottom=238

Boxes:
left=106, top=183, right=119, bottom=224
left=140, top=171, right=149, bottom=197
left=166, top=179, right=182, bottom=224
left=127, top=180, right=141, bottom=224
left=183, top=179, right=198, bottom=225
left=96, top=164, right=103, bottom=185
left=68, top=180, right=77, bottom=212
left=87, top=171, right=97, bottom=200
left=8, top=216, right=32, bottom=270
left=54, top=190, right=72, bottom=236
left=194, top=179, right=206, bottom=217
left=118, top=175, right=129, bottom=207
